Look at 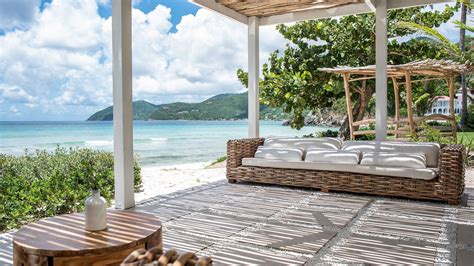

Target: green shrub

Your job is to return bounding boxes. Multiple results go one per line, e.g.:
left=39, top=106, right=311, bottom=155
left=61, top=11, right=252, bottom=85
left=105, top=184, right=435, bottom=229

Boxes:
left=210, top=156, right=227, bottom=166
left=466, top=104, right=474, bottom=130
left=355, top=123, right=376, bottom=140
left=315, top=130, right=339, bottom=138
left=413, top=123, right=474, bottom=165
left=0, top=147, right=142, bottom=232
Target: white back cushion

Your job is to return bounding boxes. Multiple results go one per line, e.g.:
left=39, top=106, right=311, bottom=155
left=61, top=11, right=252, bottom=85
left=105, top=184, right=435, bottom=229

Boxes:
left=254, top=147, right=303, bottom=162
left=342, top=141, right=440, bottom=167
left=305, top=149, right=360, bottom=164
left=360, top=153, right=427, bottom=169
left=264, top=138, right=342, bottom=150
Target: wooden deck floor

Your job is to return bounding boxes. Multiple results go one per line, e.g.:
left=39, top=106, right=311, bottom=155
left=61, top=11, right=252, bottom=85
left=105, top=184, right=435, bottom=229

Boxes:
left=1, top=180, right=474, bottom=265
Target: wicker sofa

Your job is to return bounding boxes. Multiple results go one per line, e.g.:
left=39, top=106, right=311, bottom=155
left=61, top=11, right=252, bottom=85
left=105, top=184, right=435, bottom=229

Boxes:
left=227, top=138, right=465, bottom=205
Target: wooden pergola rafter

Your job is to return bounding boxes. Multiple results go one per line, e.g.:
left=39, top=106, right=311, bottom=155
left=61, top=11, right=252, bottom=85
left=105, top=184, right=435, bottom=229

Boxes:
left=320, top=59, right=473, bottom=140
left=214, top=0, right=365, bottom=17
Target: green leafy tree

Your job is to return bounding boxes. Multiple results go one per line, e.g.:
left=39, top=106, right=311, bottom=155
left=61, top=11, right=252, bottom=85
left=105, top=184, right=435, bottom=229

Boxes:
left=238, top=5, right=456, bottom=137
left=413, top=81, right=449, bottom=116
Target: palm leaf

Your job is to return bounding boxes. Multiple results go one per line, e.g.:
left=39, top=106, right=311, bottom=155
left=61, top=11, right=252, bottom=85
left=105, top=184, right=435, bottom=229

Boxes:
left=457, top=0, right=473, bottom=9
left=454, top=20, right=474, bottom=33
left=397, top=21, right=463, bottom=58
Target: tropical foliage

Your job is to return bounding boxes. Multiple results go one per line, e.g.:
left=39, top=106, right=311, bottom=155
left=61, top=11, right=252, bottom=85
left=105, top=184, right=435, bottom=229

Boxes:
left=237, top=5, right=457, bottom=137
left=0, top=148, right=142, bottom=232
left=398, top=0, right=472, bottom=126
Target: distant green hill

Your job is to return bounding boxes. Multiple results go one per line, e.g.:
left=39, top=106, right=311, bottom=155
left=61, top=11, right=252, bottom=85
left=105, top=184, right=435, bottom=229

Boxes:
left=86, top=92, right=289, bottom=121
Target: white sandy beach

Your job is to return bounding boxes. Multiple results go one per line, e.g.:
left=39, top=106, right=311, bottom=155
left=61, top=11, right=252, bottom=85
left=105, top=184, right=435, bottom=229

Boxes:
left=134, top=162, right=227, bottom=202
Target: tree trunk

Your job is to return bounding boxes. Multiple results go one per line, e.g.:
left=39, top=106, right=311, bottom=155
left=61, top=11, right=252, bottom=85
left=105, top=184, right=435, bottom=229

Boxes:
left=339, top=84, right=375, bottom=139
left=460, top=2, right=468, bottom=127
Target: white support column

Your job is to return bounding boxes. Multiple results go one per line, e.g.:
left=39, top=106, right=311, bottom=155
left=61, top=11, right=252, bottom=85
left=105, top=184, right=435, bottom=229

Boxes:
left=112, top=0, right=135, bottom=209
left=375, top=0, right=388, bottom=141
left=248, top=16, right=260, bottom=138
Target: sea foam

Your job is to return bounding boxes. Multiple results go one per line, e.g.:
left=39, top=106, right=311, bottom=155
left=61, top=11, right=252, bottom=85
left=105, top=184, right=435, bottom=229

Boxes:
left=85, top=140, right=113, bottom=146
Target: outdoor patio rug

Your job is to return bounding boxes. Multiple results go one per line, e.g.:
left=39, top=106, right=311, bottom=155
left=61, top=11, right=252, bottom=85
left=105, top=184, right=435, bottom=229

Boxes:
left=1, top=180, right=473, bottom=265
left=136, top=180, right=474, bottom=265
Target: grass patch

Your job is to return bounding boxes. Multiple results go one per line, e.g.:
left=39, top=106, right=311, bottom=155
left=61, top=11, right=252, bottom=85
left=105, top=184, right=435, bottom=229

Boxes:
left=458, top=132, right=474, bottom=147
left=210, top=155, right=227, bottom=166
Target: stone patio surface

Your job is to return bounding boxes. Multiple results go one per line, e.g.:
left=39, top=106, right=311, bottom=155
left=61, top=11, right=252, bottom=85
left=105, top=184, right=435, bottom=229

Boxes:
left=2, top=179, right=474, bottom=265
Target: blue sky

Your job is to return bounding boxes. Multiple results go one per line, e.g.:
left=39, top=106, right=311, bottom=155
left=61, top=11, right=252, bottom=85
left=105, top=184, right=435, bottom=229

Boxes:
left=0, top=0, right=466, bottom=121
left=95, top=0, right=200, bottom=32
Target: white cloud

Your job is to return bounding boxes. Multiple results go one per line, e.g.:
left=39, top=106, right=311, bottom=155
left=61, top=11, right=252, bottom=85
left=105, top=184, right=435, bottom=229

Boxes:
left=0, top=1, right=283, bottom=120
left=0, top=0, right=39, bottom=31
left=132, top=8, right=287, bottom=100
left=0, top=0, right=112, bottom=120
left=0, top=85, right=38, bottom=103
left=33, top=0, right=105, bottom=50
left=0, top=1, right=464, bottom=120
left=9, top=105, right=20, bottom=115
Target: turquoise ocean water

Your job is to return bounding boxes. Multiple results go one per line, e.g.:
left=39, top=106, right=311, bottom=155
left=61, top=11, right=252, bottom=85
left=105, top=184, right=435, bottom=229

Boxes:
left=0, top=121, right=333, bottom=167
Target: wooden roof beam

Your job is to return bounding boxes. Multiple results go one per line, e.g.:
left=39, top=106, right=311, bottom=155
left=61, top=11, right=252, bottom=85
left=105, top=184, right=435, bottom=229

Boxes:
left=259, top=2, right=370, bottom=25
left=259, top=0, right=455, bottom=25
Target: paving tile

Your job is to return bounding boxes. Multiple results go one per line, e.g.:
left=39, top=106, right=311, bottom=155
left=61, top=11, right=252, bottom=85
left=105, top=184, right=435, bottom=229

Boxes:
left=457, top=249, right=474, bottom=266
left=457, top=224, right=474, bottom=245
left=280, top=207, right=356, bottom=228
left=457, top=207, right=474, bottom=224
left=323, top=234, right=437, bottom=264
left=309, top=194, right=371, bottom=211
left=210, top=198, right=285, bottom=218
left=235, top=223, right=336, bottom=254
left=161, top=193, right=227, bottom=210
left=247, top=189, right=311, bottom=203
left=167, top=213, right=254, bottom=239
left=374, top=201, right=446, bottom=220
left=356, top=214, right=443, bottom=241
left=201, top=184, right=260, bottom=198
left=205, top=245, right=306, bottom=265
left=163, top=232, right=213, bottom=254
left=0, top=234, right=13, bottom=265
left=133, top=206, right=191, bottom=222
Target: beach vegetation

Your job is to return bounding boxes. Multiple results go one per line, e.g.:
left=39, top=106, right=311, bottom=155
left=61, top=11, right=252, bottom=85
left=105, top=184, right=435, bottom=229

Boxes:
left=210, top=156, right=227, bottom=166
left=0, top=147, right=142, bottom=232
left=315, top=130, right=339, bottom=138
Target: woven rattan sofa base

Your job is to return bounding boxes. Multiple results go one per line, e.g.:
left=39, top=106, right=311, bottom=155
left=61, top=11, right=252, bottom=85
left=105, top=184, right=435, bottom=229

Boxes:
left=227, top=138, right=465, bottom=205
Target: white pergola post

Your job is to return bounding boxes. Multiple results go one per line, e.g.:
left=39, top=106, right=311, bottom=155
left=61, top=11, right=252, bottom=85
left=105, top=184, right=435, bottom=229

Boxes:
left=112, top=0, right=135, bottom=209
left=248, top=16, right=260, bottom=138
left=375, top=0, right=388, bottom=141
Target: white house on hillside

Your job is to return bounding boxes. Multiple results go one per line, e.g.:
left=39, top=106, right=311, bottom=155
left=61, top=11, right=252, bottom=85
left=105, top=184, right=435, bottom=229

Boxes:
left=427, top=88, right=473, bottom=115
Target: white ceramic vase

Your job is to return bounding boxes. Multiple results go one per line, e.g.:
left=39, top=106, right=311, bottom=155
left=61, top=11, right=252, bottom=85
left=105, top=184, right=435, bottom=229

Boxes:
left=85, top=189, right=107, bottom=231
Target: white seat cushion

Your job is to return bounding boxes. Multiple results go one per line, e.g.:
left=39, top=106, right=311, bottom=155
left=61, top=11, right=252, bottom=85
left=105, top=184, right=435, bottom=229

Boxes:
left=241, top=158, right=438, bottom=180
left=264, top=137, right=342, bottom=150
left=342, top=141, right=440, bottom=167
left=360, top=153, right=427, bottom=169
left=305, top=149, right=360, bottom=164
left=254, top=147, right=303, bottom=162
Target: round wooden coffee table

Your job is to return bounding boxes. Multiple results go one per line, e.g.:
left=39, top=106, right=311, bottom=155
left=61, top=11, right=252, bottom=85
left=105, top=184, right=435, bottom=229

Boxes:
left=13, top=210, right=162, bottom=266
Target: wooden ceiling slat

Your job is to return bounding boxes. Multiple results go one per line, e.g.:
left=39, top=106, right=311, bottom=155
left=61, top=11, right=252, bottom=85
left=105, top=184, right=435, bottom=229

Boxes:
left=318, top=59, right=473, bottom=78
left=213, top=0, right=364, bottom=17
